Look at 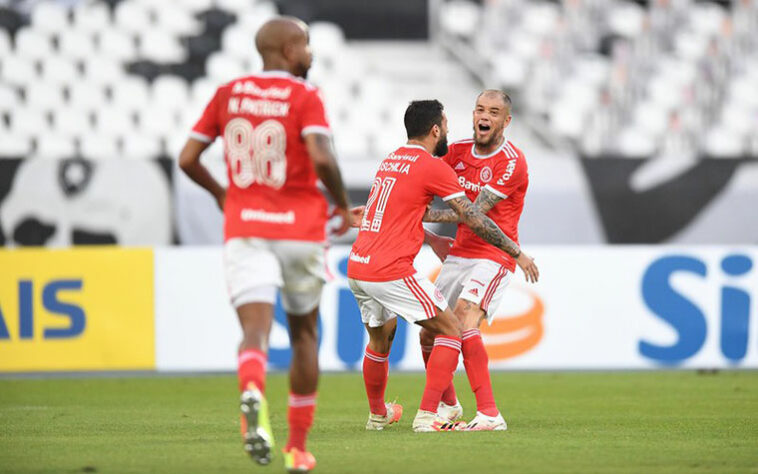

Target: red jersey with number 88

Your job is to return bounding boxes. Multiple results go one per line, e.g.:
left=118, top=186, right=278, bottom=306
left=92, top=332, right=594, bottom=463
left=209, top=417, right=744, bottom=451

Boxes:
left=442, top=138, right=529, bottom=272
left=348, top=145, right=465, bottom=282
left=191, top=71, right=331, bottom=242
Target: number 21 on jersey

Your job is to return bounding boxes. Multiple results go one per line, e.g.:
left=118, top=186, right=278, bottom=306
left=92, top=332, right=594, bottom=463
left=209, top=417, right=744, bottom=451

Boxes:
left=361, top=177, right=396, bottom=232
left=224, top=117, right=287, bottom=189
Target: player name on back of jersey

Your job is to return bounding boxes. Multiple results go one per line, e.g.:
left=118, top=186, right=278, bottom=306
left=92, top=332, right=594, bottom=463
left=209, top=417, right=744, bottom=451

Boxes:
left=227, top=80, right=293, bottom=117
left=377, top=150, right=421, bottom=175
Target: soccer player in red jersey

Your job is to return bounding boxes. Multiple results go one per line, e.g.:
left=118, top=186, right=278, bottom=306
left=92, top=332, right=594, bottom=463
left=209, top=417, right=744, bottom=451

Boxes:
left=178, top=17, right=352, bottom=472
left=420, top=89, right=535, bottom=430
left=348, top=100, right=539, bottom=432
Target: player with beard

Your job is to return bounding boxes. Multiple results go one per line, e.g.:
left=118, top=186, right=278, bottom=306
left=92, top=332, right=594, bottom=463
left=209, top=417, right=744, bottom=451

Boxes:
left=348, top=100, right=539, bottom=432
left=179, top=17, right=353, bottom=473
left=420, top=90, right=538, bottom=431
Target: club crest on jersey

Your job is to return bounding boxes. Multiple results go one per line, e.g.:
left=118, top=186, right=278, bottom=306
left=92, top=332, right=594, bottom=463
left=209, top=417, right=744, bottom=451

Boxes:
left=434, top=288, right=445, bottom=302
left=480, top=166, right=493, bottom=183
left=454, top=161, right=466, bottom=171
left=469, top=288, right=479, bottom=296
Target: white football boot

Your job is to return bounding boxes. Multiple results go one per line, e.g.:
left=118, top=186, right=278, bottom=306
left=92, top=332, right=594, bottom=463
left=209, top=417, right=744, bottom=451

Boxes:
left=464, top=411, right=508, bottom=431
left=365, top=402, right=403, bottom=431
left=437, top=400, right=463, bottom=423
left=412, top=409, right=464, bottom=432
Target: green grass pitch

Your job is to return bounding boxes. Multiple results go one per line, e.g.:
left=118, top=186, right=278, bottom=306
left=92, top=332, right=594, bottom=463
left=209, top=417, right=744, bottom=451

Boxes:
left=1, top=371, right=757, bottom=473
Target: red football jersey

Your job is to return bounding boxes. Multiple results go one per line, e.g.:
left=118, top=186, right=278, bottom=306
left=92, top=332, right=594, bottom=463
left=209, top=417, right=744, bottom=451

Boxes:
left=191, top=70, right=331, bottom=242
left=443, top=138, right=529, bottom=271
left=348, top=145, right=465, bottom=282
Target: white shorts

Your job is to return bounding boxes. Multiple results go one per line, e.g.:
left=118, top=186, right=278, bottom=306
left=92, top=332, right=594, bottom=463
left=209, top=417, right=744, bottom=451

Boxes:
left=223, top=237, right=326, bottom=315
left=435, top=255, right=512, bottom=324
left=348, top=273, right=449, bottom=328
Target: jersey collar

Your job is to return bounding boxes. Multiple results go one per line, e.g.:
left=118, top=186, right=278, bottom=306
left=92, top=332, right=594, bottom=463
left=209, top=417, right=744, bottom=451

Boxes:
left=255, top=70, right=295, bottom=79
left=470, top=138, right=507, bottom=159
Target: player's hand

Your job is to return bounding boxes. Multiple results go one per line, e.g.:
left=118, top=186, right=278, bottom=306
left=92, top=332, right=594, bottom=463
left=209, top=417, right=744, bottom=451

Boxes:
left=349, top=206, right=365, bottom=228
left=428, top=234, right=454, bottom=262
left=215, top=190, right=226, bottom=211
left=516, top=251, right=539, bottom=283
left=330, top=206, right=351, bottom=236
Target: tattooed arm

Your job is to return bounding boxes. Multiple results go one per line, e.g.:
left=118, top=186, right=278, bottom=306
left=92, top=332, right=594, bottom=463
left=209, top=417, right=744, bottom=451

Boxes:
left=446, top=195, right=540, bottom=282
left=423, top=188, right=503, bottom=223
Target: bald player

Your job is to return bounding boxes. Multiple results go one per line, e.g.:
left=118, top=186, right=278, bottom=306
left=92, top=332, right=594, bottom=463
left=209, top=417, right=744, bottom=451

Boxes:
left=421, top=90, right=537, bottom=430
left=179, top=16, right=352, bottom=473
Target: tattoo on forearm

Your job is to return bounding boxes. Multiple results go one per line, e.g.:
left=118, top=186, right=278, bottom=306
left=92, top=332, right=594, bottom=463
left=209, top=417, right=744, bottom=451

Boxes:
left=447, top=197, right=520, bottom=258
left=423, top=208, right=459, bottom=223
left=474, top=188, right=503, bottom=214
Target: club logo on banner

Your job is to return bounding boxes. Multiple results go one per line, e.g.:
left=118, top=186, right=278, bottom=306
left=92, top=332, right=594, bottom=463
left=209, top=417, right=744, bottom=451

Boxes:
left=0, top=248, right=155, bottom=371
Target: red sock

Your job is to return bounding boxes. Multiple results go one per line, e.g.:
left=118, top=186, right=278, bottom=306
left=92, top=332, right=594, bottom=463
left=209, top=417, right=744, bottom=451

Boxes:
left=462, top=329, right=498, bottom=417
left=286, top=392, right=316, bottom=452
left=238, top=348, right=267, bottom=393
left=419, top=336, right=461, bottom=412
left=363, top=347, right=389, bottom=416
left=421, top=344, right=458, bottom=405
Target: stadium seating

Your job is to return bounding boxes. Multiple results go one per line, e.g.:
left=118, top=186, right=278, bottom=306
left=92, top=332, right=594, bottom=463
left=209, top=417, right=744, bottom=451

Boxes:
left=1, top=0, right=755, bottom=161
left=439, top=0, right=758, bottom=158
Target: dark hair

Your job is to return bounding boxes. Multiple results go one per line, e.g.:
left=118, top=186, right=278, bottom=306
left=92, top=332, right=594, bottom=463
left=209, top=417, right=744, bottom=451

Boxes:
left=404, top=100, right=444, bottom=139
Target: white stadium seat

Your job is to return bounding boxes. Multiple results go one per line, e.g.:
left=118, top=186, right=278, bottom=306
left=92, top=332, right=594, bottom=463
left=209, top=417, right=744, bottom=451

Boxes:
left=122, top=135, right=163, bottom=159
left=115, top=1, right=152, bottom=35
left=550, top=102, right=587, bottom=140
left=206, top=53, right=246, bottom=82
left=11, top=110, right=50, bottom=138
left=704, top=126, right=744, bottom=157
left=82, top=57, right=125, bottom=85
left=0, top=30, right=10, bottom=57
left=80, top=135, right=120, bottom=160
left=309, top=22, right=346, bottom=62
left=138, top=109, right=179, bottom=139
left=98, top=30, right=138, bottom=62
left=73, top=2, right=111, bottom=33
left=58, top=30, right=96, bottom=61
left=633, top=101, right=670, bottom=139
left=674, top=30, right=709, bottom=60
left=95, top=109, right=137, bottom=138
left=31, top=1, right=70, bottom=34
left=221, top=25, right=257, bottom=61
left=0, top=84, right=21, bottom=112
left=174, top=0, right=215, bottom=14
left=152, top=76, right=190, bottom=110
left=154, top=5, right=202, bottom=36
left=138, top=31, right=186, bottom=63
left=493, top=52, right=528, bottom=88
left=23, top=83, right=66, bottom=111
left=52, top=109, right=92, bottom=138
left=720, top=102, right=757, bottom=135
left=689, top=3, right=727, bottom=36
left=1, top=55, right=38, bottom=86
left=68, top=82, right=108, bottom=113
left=617, top=127, right=658, bottom=157
left=191, top=78, right=219, bottom=106
left=522, top=2, right=560, bottom=37
left=40, top=56, right=80, bottom=85
left=0, top=135, right=32, bottom=156
left=14, top=28, right=53, bottom=61
left=111, top=77, right=150, bottom=112
left=35, top=134, right=77, bottom=159
left=608, top=2, right=646, bottom=38
left=440, top=0, right=480, bottom=37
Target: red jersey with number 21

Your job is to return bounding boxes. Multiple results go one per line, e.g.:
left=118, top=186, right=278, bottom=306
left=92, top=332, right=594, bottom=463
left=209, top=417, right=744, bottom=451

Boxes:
left=348, top=145, right=465, bottom=282
left=191, top=70, right=331, bottom=242
left=443, top=138, right=528, bottom=272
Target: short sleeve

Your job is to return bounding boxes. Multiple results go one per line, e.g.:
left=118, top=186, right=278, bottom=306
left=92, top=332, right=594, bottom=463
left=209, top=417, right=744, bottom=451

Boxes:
left=190, top=89, right=221, bottom=143
left=300, top=88, right=331, bottom=137
left=486, top=155, right=526, bottom=199
left=426, top=159, right=465, bottom=201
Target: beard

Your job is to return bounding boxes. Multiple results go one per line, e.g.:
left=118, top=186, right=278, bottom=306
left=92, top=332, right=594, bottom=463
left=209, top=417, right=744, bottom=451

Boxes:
left=433, top=134, right=448, bottom=156
left=474, top=125, right=504, bottom=148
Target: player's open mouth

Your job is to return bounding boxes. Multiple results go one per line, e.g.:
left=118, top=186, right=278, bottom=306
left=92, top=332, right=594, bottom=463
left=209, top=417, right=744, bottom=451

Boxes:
left=477, top=123, right=491, bottom=133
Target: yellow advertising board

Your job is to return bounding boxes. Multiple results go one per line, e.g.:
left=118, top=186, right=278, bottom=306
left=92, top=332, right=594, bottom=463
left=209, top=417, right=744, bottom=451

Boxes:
left=0, top=248, right=154, bottom=371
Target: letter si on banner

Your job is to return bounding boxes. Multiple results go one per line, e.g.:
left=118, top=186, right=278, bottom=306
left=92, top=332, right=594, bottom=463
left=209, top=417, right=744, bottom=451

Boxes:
left=0, top=248, right=155, bottom=371
left=154, top=245, right=758, bottom=372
